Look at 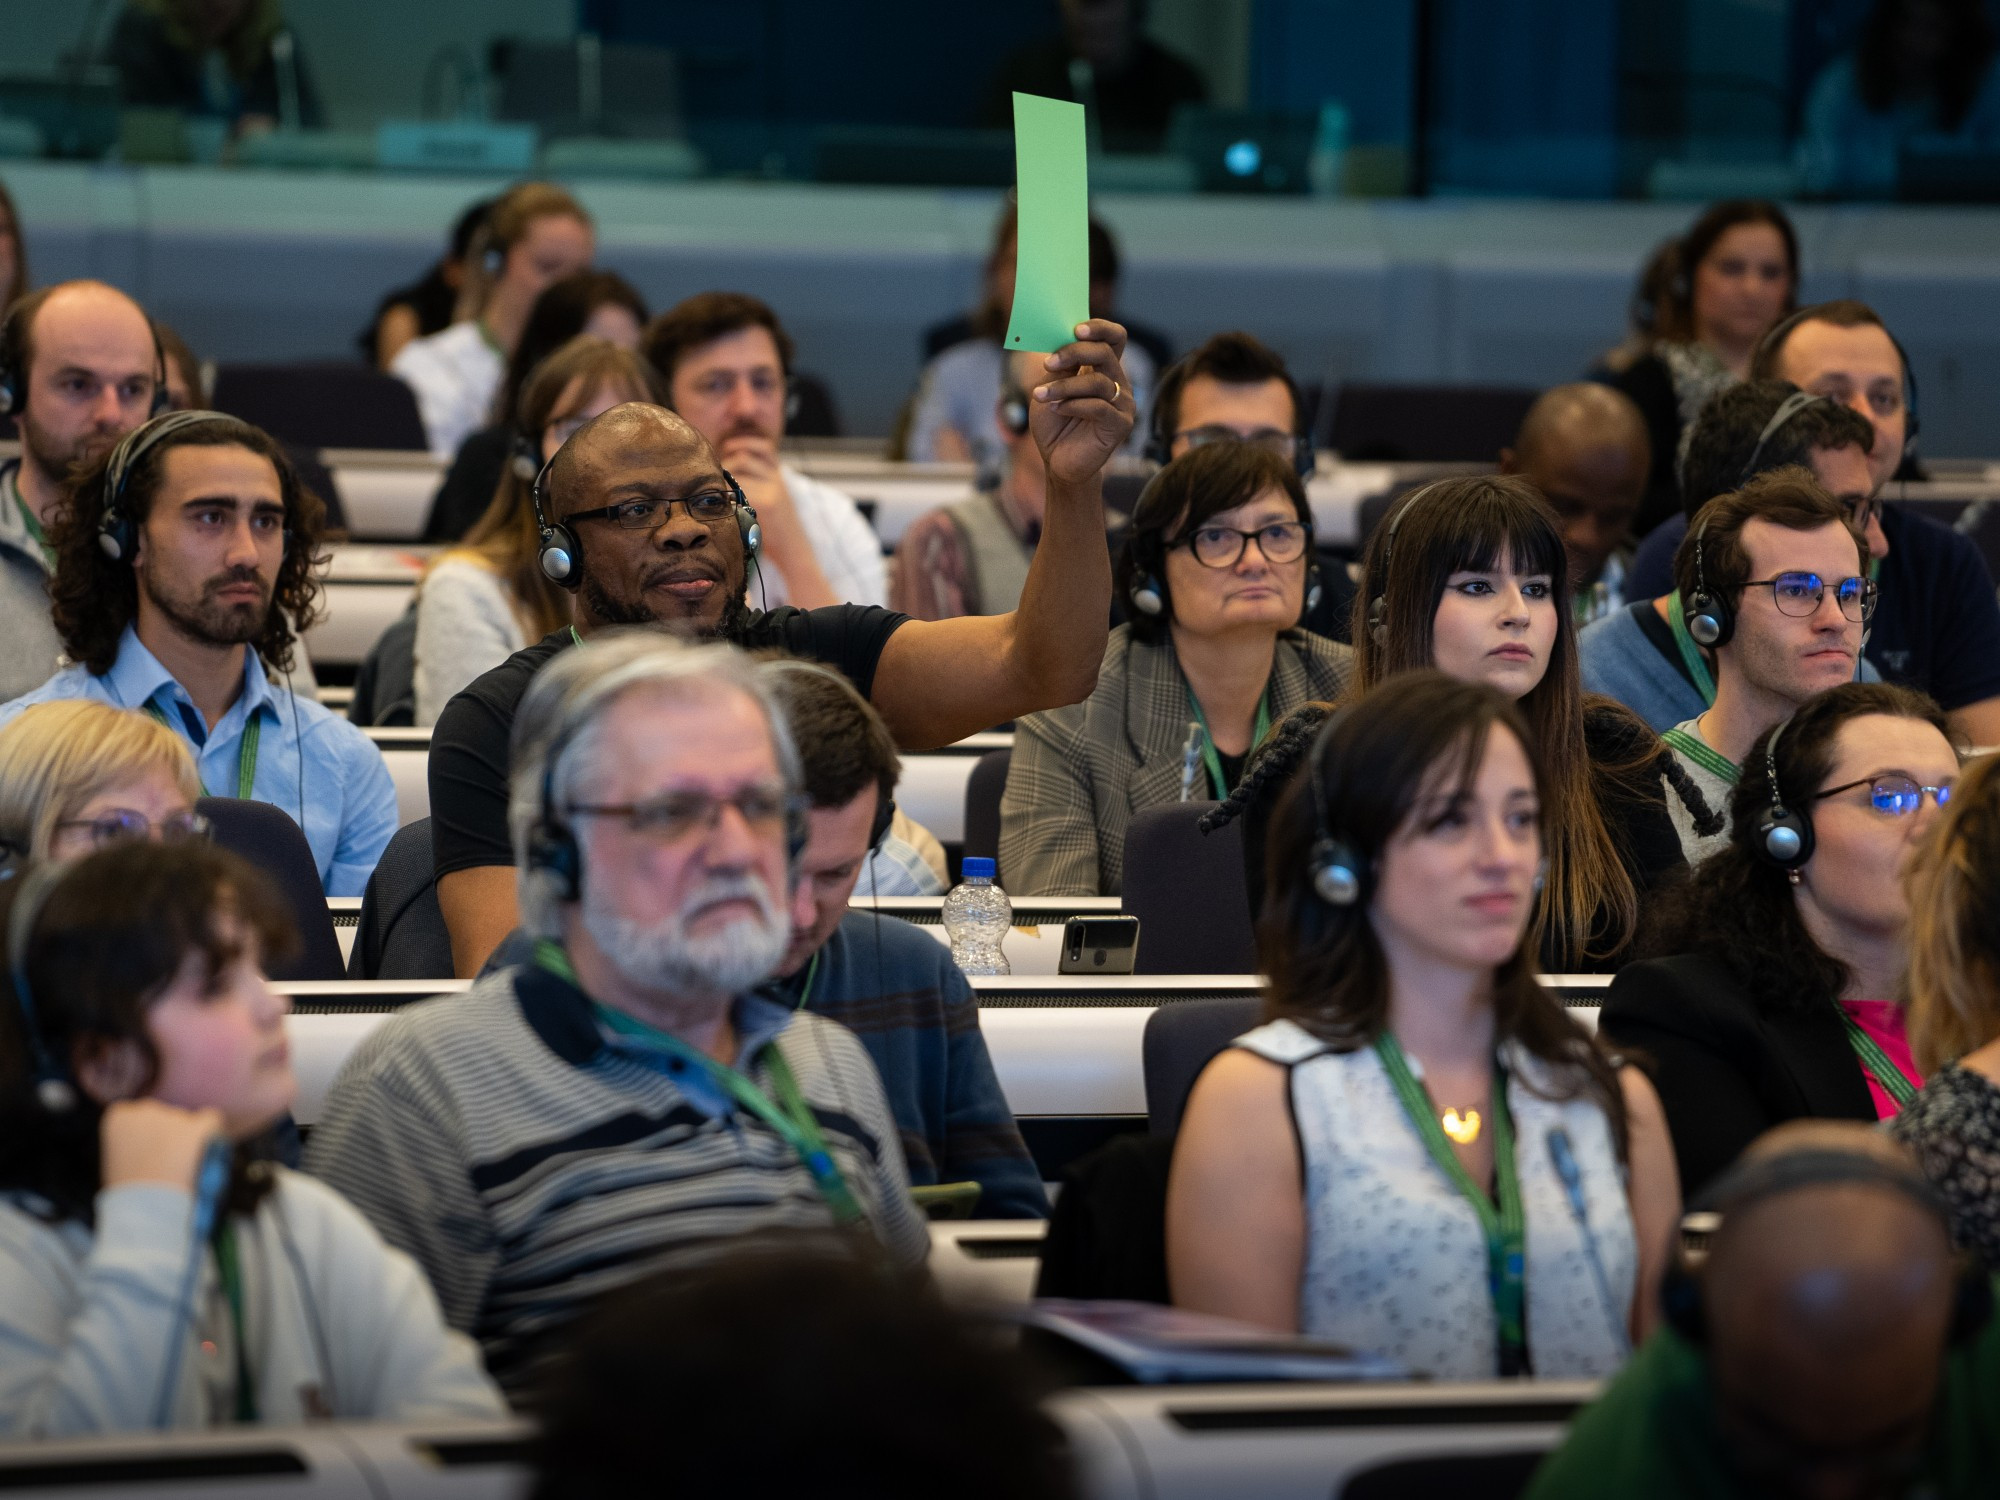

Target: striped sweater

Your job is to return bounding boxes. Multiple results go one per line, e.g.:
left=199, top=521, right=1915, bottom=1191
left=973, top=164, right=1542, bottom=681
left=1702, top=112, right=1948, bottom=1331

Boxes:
left=303, top=963, right=927, bottom=1394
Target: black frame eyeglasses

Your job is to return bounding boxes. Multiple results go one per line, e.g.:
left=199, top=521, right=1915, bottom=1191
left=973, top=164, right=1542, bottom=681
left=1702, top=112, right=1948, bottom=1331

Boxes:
left=565, top=491, right=742, bottom=532
left=566, top=785, right=805, bottom=847
left=1171, top=519, right=1313, bottom=569
left=1742, top=571, right=1878, bottom=623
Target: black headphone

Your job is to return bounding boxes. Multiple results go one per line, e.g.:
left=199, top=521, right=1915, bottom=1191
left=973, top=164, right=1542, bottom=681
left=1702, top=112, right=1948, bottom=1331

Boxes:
left=98, top=410, right=274, bottom=564
left=5, top=862, right=80, bottom=1115
left=1661, top=1148, right=1992, bottom=1348
left=1754, top=307, right=1922, bottom=449
left=1751, top=711, right=1815, bottom=870
left=1304, top=714, right=1369, bottom=908
left=1738, top=389, right=1831, bottom=487
left=0, top=299, right=171, bottom=422
left=1364, top=480, right=1448, bottom=648
left=526, top=665, right=812, bottom=904
left=1680, top=509, right=1733, bottom=650
left=1124, top=463, right=1322, bottom=622
left=531, top=453, right=757, bottom=593
left=999, top=383, right=1030, bottom=438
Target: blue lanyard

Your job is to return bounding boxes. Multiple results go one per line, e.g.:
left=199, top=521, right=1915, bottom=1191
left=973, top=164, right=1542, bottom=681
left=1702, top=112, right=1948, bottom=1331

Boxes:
left=535, top=942, right=866, bottom=1227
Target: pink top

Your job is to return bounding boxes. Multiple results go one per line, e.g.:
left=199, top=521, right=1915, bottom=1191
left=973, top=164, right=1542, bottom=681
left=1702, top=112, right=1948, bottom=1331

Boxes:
left=1839, top=1000, right=1922, bottom=1120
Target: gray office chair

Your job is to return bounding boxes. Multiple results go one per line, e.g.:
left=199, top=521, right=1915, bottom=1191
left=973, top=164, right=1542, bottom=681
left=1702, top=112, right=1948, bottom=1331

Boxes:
left=347, top=817, right=452, bottom=979
left=1142, top=997, right=1261, bottom=1137
left=1120, top=802, right=1255, bottom=974
left=961, top=746, right=1011, bottom=866
left=196, top=797, right=344, bottom=981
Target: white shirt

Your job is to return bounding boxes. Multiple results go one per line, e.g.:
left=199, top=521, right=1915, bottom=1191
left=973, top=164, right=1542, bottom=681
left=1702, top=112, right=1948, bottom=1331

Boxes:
left=390, top=322, right=505, bottom=460
left=414, top=554, right=528, bottom=727
left=749, top=465, right=888, bottom=608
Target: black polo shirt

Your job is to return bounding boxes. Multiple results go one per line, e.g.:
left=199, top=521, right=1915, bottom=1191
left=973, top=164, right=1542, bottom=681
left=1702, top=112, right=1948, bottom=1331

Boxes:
left=429, top=605, right=908, bottom=879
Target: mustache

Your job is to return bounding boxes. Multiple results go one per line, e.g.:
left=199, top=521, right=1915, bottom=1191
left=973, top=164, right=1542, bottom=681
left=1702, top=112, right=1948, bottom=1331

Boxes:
left=681, top=873, right=780, bottom=926
left=204, top=568, right=270, bottom=599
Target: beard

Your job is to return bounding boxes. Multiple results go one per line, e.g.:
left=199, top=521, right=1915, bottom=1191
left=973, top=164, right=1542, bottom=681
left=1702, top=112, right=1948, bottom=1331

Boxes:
left=582, top=871, right=790, bottom=997
left=580, top=570, right=755, bottom=643
left=21, top=414, right=120, bottom=493
left=143, top=566, right=271, bottom=650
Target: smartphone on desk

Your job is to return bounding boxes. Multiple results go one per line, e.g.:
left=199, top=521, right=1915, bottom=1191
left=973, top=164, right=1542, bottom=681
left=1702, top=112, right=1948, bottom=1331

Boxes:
left=1059, top=916, right=1141, bottom=975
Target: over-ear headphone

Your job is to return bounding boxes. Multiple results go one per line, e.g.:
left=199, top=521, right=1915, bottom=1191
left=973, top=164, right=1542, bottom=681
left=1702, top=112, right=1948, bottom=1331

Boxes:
left=1739, top=389, right=1830, bottom=486
left=0, top=300, right=171, bottom=422
left=1661, top=1148, right=1992, bottom=1348
left=999, top=384, right=1030, bottom=438
left=526, top=672, right=812, bottom=904
left=1123, top=462, right=1321, bottom=622
left=5, top=861, right=79, bottom=1115
left=1754, top=307, right=1922, bottom=449
left=511, top=428, right=542, bottom=483
left=1304, top=715, right=1368, bottom=907
left=1681, top=511, right=1732, bottom=649
left=98, top=410, right=258, bottom=564
left=531, top=455, right=756, bottom=593
left=1752, top=711, right=1815, bottom=870
left=867, top=786, right=897, bottom=853
left=1365, top=481, right=1446, bottom=648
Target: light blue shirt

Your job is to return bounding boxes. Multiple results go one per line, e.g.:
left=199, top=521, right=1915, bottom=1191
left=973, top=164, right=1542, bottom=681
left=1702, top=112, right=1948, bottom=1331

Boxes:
left=0, top=626, right=397, bottom=896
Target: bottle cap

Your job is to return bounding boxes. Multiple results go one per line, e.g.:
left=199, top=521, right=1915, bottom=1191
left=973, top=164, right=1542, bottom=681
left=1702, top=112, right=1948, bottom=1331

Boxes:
left=961, top=857, right=996, bottom=880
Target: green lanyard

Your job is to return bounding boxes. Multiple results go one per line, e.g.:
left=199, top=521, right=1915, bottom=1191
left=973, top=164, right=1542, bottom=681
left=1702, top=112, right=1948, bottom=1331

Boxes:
left=212, top=1219, right=259, bottom=1423
left=1182, top=682, right=1271, bottom=801
left=1840, top=1013, right=1919, bottom=1110
left=145, top=702, right=260, bottom=800
left=1373, top=1032, right=1530, bottom=1377
left=535, top=942, right=866, bottom=1227
left=1663, top=592, right=1719, bottom=708
left=1661, top=723, right=1738, bottom=787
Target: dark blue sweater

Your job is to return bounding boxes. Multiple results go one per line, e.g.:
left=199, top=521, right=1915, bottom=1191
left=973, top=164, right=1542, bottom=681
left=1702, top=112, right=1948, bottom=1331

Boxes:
left=761, top=911, right=1049, bottom=1220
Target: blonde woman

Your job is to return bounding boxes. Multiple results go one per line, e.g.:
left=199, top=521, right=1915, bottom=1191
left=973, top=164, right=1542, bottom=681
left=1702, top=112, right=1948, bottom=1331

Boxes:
left=413, top=337, right=664, bottom=725
left=1894, top=750, right=2000, bottom=1271
left=0, top=702, right=203, bottom=864
left=391, top=181, right=595, bottom=458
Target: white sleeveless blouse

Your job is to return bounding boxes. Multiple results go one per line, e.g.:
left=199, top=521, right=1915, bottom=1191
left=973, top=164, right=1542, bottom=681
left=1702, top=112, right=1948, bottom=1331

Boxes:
left=1235, top=1018, right=1636, bottom=1380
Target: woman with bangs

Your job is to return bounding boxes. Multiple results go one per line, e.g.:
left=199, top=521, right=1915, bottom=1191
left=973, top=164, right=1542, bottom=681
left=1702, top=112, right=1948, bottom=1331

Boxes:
left=0, top=841, right=502, bottom=1433
left=1345, top=475, right=1701, bottom=971
left=413, top=336, right=666, bottom=725
left=1168, top=673, right=1680, bottom=1377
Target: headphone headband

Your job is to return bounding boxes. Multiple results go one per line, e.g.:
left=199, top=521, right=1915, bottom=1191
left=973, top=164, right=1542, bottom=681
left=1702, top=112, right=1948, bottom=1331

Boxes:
left=98, top=410, right=255, bottom=564
left=6, top=861, right=78, bottom=1113
left=1739, top=390, right=1830, bottom=486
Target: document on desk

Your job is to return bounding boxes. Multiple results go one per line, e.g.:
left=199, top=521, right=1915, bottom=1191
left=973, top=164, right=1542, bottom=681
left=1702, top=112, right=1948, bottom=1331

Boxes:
left=1003, top=92, right=1090, bottom=356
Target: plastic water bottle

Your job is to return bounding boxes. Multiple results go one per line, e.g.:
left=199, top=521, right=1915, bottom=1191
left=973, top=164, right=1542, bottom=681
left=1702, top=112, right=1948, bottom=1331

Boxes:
left=942, top=857, right=1011, bottom=976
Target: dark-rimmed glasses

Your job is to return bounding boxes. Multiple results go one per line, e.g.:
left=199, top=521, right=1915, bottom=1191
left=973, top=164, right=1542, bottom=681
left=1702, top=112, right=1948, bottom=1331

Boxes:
left=565, top=491, right=741, bottom=532
left=1172, top=520, right=1312, bottom=569
left=1742, top=572, right=1877, bottom=623
left=53, top=810, right=212, bottom=851
left=567, top=785, right=803, bottom=846
left=1174, top=425, right=1300, bottom=462
left=1814, top=775, right=1953, bottom=816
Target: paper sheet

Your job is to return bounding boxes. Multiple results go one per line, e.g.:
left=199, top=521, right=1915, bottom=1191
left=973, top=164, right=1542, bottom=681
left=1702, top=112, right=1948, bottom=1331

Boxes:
left=1003, top=92, right=1090, bottom=356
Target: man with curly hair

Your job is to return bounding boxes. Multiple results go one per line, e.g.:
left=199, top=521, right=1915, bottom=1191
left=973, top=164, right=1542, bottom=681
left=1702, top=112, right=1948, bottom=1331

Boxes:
left=0, top=411, right=395, bottom=895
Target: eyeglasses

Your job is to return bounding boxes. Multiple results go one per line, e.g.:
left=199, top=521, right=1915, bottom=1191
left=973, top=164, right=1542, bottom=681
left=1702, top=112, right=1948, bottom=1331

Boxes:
left=1814, top=775, right=1953, bottom=815
left=1839, top=495, right=1881, bottom=533
left=52, top=810, right=212, bottom=851
left=567, top=785, right=802, bottom=846
left=1742, top=572, right=1878, bottom=623
left=564, top=491, right=741, bottom=532
left=1173, top=520, right=1312, bottom=569
left=1174, top=425, right=1301, bottom=462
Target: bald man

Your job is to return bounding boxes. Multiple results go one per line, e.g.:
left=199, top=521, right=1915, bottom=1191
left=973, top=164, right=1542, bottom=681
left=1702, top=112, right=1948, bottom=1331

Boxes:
left=0, top=281, right=162, bottom=700
left=430, top=322, right=1136, bottom=975
left=1529, top=1122, right=2000, bottom=1500
left=1500, top=383, right=1649, bottom=625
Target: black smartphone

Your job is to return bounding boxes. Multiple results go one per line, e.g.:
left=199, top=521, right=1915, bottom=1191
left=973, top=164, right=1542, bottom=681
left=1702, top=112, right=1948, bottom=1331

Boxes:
left=1059, top=916, right=1141, bottom=975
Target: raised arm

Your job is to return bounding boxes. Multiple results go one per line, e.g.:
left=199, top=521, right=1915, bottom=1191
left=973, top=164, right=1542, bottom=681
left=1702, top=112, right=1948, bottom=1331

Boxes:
left=870, top=321, right=1134, bottom=748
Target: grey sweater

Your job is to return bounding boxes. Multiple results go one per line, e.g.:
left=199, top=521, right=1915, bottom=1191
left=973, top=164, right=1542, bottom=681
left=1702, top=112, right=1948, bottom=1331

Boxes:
left=0, top=462, right=66, bottom=705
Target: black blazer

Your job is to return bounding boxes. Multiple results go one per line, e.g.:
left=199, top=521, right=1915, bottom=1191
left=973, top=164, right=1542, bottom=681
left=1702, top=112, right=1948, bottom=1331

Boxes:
left=1600, top=951, right=1876, bottom=1198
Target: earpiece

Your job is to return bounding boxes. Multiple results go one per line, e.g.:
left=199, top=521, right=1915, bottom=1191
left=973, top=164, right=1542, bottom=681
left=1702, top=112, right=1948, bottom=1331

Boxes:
left=1661, top=1148, right=1992, bottom=1348
left=6, top=862, right=79, bottom=1115
left=869, top=792, right=897, bottom=854
left=1365, top=481, right=1441, bottom=648
left=98, top=411, right=244, bottom=563
left=1752, top=712, right=1815, bottom=870
left=531, top=451, right=583, bottom=590
left=1304, top=716, right=1369, bottom=907
left=999, top=388, right=1030, bottom=437
left=1680, top=513, right=1732, bottom=649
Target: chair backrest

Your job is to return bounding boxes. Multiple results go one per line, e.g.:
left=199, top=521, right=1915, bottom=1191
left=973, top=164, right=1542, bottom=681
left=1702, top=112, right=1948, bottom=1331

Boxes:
left=1142, top=996, right=1262, bottom=1137
left=195, top=797, right=344, bottom=981
left=212, top=361, right=428, bottom=451
left=348, top=817, right=452, bottom=979
left=346, top=605, right=417, bottom=728
left=1324, top=382, right=1540, bottom=463
left=1120, top=802, right=1254, bottom=974
left=961, top=746, right=1011, bottom=864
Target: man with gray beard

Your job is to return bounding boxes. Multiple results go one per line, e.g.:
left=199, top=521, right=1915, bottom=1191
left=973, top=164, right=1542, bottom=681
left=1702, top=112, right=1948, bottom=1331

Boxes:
left=306, top=634, right=926, bottom=1395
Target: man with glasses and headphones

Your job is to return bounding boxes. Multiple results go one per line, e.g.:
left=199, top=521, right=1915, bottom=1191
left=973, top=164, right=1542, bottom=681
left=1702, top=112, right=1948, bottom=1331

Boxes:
left=642, top=291, right=885, bottom=609
left=0, top=411, right=395, bottom=896
left=430, top=319, right=1132, bottom=975
left=1653, top=468, right=1878, bottom=864
left=0, top=281, right=165, bottom=702
left=308, top=635, right=928, bottom=1395
left=1528, top=1121, right=2000, bottom=1500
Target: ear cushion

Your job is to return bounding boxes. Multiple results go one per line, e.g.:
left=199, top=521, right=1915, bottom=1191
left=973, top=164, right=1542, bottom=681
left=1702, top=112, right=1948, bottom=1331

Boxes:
left=527, top=822, right=580, bottom=901
left=1128, top=575, right=1166, bottom=617
left=1683, top=589, right=1731, bottom=649
left=1308, top=835, right=1367, bottom=906
left=539, top=522, right=583, bottom=590
left=869, top=793, right=896, bottom=853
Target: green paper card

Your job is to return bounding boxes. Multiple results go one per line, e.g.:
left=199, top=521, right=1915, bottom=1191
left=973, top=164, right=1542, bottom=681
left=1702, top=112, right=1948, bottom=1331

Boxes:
left=1004, top=92, right=1090, bottom=356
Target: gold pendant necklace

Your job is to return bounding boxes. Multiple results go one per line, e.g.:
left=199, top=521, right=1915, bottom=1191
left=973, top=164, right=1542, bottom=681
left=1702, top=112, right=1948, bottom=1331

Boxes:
left=1440, top=1107, right=1483, bottom=1145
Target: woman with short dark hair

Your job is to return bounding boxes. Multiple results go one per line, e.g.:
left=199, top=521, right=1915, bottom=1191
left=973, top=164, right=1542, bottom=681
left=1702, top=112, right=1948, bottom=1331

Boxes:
left=999, top=440, right=1351, bottom=895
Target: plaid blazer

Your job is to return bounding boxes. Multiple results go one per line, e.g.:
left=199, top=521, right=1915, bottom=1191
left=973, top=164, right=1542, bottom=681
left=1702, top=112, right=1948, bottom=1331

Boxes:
left=999, top=625, right=1354, bottom=895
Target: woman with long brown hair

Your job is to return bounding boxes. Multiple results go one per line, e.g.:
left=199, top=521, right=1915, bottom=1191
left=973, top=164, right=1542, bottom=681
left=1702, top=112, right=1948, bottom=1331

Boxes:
left=412, top=336, right=664, bottom=725
left=1168, top=672, right=1679, bottom=1377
